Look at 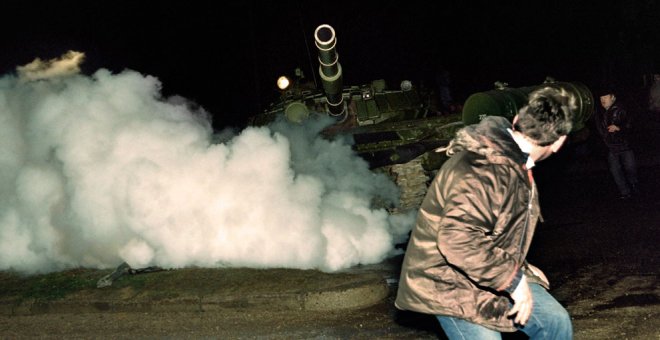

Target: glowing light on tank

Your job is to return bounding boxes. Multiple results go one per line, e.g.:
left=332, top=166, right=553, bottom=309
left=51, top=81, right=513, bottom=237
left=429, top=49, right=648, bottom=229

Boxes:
left=277, top=76, right=290, bottom=90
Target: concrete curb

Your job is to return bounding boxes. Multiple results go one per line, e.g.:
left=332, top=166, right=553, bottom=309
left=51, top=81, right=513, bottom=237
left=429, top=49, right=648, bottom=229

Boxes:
left=1, top=269, right=390, bottom=316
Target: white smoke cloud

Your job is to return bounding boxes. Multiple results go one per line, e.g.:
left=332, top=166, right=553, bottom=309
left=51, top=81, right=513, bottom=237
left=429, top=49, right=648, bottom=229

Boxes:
left=0, top=59, right=414, bottom=274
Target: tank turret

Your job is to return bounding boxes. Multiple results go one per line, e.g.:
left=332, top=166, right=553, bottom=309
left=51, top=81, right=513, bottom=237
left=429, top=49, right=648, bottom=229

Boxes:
left=249, top=24, right=595, bottom=212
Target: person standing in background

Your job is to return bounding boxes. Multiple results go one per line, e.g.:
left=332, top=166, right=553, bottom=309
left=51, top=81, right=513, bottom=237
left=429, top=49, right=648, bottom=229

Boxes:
left=595, top=88, right=639, bottom=199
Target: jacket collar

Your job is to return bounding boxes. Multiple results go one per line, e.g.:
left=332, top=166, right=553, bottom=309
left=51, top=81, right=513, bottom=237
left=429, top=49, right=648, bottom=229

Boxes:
left=507, top=128, right=536, bottom=169
left=446, top=116, right=528, bottom=167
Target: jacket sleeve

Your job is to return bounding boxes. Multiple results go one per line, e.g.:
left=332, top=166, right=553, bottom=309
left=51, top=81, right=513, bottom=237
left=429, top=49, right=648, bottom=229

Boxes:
left=435, top=167, right=522, bottom=292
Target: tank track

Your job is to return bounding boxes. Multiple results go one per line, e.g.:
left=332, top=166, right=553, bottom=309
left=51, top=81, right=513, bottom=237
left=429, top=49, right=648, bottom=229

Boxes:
left=384, top=157, right=430, bottom=214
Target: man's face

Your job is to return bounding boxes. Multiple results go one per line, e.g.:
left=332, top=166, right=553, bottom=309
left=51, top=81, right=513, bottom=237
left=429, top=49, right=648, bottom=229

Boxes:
left=530, top=135, right=567, bottom=162
left=600, top=94, right=615, bottom=109
left=535, top=145, right=558, bottom=162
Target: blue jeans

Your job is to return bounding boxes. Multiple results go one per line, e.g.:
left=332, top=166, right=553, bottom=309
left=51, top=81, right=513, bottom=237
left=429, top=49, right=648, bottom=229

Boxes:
left=607, top=150, right=638, bottom=196
left=436, top=284, right=572, bottom=340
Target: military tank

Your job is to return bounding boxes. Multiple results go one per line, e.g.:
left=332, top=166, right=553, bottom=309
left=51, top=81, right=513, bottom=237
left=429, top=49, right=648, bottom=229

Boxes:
left=251, top=24, right=595, bottom=212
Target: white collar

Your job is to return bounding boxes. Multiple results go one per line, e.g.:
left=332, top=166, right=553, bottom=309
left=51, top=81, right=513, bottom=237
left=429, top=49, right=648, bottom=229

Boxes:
left=507, top=128, right=536, bottom=170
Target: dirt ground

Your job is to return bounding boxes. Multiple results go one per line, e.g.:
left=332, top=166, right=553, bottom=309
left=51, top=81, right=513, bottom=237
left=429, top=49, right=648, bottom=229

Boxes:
left=1, top=111, right=659, bottom=339
left=0, top=254, right=657, bottom=339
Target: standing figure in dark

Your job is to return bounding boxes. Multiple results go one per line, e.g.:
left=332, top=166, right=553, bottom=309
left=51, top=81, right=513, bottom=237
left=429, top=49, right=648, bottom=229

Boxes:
left=595, top=88, right=638, bottom=199
left=395, top=87, right=574, bottom=339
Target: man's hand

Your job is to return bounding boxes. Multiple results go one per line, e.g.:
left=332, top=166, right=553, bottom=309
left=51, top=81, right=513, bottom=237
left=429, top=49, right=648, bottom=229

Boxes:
left=607, top=124, right=620, bottom=132
left=508, top=275, right=533, bottom=325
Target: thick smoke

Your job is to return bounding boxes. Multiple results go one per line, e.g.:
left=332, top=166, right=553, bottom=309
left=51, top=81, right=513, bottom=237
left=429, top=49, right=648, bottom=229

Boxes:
left=0, top=53, right=414, bottom=274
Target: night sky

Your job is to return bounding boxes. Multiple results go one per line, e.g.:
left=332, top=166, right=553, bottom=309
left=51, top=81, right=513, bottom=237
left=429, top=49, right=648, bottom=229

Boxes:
left=3, top=0, right=659, bottom=130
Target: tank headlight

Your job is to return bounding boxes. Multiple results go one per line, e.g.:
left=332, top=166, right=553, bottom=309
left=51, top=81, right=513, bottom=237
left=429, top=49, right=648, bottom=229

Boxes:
left=277, top=76, right=291, bottom=90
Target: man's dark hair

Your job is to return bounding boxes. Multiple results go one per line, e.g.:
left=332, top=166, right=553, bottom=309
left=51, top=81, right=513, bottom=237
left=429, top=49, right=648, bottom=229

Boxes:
left=514, top=87, right=576, bottom=146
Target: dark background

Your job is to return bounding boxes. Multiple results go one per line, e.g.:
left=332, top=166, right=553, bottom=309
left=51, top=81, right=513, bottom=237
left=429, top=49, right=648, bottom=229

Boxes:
left=2, top=0, right=659, bottom=130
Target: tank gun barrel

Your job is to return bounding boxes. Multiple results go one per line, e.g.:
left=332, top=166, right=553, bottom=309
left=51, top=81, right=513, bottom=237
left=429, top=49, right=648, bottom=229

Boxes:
left=314, top=24, right=345, bottom=118
left=462, top=77, right=595, bottom=133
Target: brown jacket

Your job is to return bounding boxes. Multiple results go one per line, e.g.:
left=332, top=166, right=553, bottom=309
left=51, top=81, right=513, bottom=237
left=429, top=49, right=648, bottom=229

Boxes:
left=395, top=116, right=547, bottom=332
